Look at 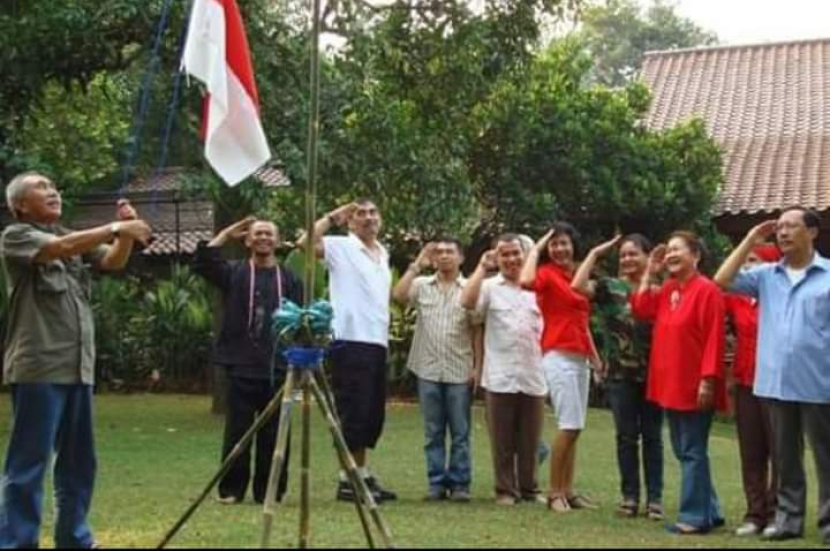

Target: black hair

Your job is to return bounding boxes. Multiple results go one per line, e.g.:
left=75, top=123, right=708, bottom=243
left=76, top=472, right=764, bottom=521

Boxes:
left=620, top=233, right=652, bottom=254
left=781, top=206, right=821, bottom=232
left=540, top=221, right=581, bottom=262
left=433, top=235, right=464, bottom=253
left=492, top=232, right=522, bottom=248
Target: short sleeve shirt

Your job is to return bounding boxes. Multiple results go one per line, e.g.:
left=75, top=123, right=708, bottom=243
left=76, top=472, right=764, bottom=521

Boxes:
left=475, top=275, right=547, bottom=396
left=406, top=275, right=480, bottom=384
left=323, top=234, right=391, bottom=347
left=1, top=223, right=107, bottom=385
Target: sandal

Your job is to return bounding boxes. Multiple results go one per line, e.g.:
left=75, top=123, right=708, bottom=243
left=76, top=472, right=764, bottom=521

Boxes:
left=547, top=494, right=571, bottom=513
left=665, top=522, right=710, bottom=535
left=646, top=502, right=665, bottom=521
left=567, top=493, right=599, bottom=510
left=616, top=499, right=639, bottom=518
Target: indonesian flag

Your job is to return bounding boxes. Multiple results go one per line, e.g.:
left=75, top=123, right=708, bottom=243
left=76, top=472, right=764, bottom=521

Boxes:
left=182, top=0, right=271, bottom=186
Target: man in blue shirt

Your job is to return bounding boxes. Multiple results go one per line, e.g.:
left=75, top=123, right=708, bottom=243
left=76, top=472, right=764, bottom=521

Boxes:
left=715, top=207, right=830, bottom=544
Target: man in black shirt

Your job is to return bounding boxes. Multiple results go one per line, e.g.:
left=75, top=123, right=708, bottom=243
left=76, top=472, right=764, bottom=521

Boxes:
left=194, top=217, right=303, bottom=504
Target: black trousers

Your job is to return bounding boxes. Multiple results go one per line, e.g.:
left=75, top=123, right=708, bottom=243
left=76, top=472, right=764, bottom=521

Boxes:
left=219, top=374, right=289, bottom=503
left=330, top=341, right=388, bottom=452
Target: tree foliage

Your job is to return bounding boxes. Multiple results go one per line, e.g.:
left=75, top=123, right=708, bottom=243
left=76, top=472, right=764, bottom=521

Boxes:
left=3, top=0, right=723, bottom=264
left=470, top=40, right=722, bottom=245
left=576, top=0, right=718, bottom=87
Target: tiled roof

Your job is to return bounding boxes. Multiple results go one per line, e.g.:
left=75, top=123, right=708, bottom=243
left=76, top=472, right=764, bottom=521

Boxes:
left=128, top=165, right=290, bottom=193
left=142, top=230, right=212, bottom=256
left=641, top=38, right=830, bottom=215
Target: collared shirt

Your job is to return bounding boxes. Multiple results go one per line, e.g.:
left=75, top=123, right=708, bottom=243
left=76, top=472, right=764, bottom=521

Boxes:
left=475, top=274, right=547, bottom=396
left=1, top=223, right=106, bottom=385
left=323, top=233, right=391, bottom=348
left=730, top=253, right=830, bottom=403
left=532, top=263, right=592, bottom=356
left=406, top=274, right=479, bottom=384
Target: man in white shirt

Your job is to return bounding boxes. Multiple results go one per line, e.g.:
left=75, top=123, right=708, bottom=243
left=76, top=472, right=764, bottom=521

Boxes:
left=299, top=199, right=396, bottom=503
left=460, top=234, right=548, bottom=506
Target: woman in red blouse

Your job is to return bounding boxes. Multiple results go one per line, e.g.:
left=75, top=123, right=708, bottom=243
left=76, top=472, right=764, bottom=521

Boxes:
left=520, top=222, right=599, bottom=513
left=630, top=231, right=726, bottom=534
left=725, top=244, right=781, bottom=537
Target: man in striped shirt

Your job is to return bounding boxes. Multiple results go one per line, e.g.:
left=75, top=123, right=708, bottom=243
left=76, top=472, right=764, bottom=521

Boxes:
left=393, top=237, right=483, bottom=502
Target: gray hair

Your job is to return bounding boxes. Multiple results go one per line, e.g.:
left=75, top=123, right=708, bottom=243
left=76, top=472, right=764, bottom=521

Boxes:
left=5, top=172, right=47, bottom=219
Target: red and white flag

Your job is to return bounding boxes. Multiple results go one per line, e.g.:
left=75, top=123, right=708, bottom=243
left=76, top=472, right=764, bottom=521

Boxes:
left=182, top=0, right=271, bottom=186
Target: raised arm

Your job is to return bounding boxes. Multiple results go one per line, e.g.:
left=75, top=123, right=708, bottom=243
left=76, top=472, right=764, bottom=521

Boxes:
left=571, top=234, right=622, bottom=297
left=36, top=220, right=150, bottom=268
left=713, top=220, right=777, bottom=289
left=460, top=249, right=497, bottom=310
left=392, top=243, right=435, bottom=305
left=629, top=244, right=666, bottom=321
left=519, top=230, right=553, bottom=289
left=297, top=203, right=357, bottom=259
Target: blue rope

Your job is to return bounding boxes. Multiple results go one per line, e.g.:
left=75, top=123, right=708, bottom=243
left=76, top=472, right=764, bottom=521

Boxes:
left=147, top=0, right=194, bottom=216
left=118, top=0, right=176, bottom=195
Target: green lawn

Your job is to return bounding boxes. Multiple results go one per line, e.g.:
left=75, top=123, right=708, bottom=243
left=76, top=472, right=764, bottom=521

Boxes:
left=0, top=394, right=824, bottom=548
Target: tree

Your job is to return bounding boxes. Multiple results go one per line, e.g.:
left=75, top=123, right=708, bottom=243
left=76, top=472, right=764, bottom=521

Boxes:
left=468, top=39, right=723, bottom=246
left=576, top=0, right=717, bottom=87
left=0, top=0, right=190, bottom=182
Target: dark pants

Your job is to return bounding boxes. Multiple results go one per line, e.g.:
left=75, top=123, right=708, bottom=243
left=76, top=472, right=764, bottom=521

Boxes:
left=767, top=399, right=830, bottom=538
left=0, top=384, right=96, bottom=549
left=606, top=380, right=664, bottom=506
left=219, top=375, right=288, bottom=503
left=667, top=410, right=723, bottom=528
left=734, top=385, right=777, bottom=527
left=485, top=391, right=544, bottom=499
left=417, top=379, right=472, bottom=492
left=330, top=341, right=388, bottom=452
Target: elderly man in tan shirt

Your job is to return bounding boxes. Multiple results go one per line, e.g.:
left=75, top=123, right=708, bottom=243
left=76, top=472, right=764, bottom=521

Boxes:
left=460, top=233, right=548, bottom=506
left=394, top=236, right=482, bottom=502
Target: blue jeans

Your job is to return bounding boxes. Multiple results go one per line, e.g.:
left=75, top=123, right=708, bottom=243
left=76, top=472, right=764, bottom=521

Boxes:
left=667, top=410, right=723, bottom=528
left=417, top=379, right=472, bottom=492
left=607, top=380, right=664, bottom=505
left=0, top=384, right=96, bottom=549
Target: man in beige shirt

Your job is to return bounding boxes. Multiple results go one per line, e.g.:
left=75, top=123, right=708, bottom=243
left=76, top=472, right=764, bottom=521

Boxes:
left=460, top=234, right=547, bottom=506
left=393, top=237, right=482, bottom=502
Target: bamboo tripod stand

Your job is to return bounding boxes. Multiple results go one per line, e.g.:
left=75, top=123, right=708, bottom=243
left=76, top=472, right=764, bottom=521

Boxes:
left=157, top=362, right=395, bottom=548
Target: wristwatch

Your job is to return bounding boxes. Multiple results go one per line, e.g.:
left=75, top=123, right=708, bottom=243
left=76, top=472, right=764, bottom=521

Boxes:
left=110, top=222, right=122, bottom=239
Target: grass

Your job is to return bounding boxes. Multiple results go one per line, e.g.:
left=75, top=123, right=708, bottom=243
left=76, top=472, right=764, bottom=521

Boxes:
left=0, top=394, right=824, bottom=548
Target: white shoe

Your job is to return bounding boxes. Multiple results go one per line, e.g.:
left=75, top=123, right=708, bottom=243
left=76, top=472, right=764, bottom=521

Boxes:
left=735, top=521, right=761, bottom=537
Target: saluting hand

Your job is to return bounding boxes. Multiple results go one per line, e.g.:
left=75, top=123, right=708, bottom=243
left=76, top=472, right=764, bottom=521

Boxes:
left=647, top=244, right=667, bottom=276
left=590, top=234, right=623, bottom=258
left=478, top=249, right=498, bottom=271
left=746, top=220, right=777, bottom=246
left=328, top=203, right=358, bottom=227
left=414, top=242, right=437, bottom=271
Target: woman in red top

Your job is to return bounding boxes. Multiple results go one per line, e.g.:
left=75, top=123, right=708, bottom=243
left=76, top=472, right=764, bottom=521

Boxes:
left=520, top=222, right=598, bottom=513
left=726, top=244, right=781, bottom=537
left=630, top=231, right=726, bottom=534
